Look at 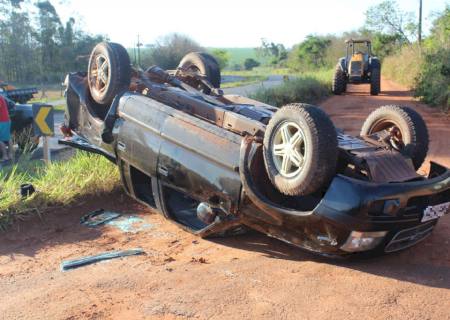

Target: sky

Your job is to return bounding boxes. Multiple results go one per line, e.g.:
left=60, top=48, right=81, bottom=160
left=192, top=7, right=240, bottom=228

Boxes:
left=54, top=0, right=448, bottom=48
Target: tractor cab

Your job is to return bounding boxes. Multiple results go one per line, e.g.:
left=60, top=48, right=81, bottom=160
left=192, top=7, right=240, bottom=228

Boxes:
left=346, top=39, right=371, bottom=81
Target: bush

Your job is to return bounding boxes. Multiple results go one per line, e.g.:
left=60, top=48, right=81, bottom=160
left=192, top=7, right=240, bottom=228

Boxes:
left=210, top=49, right=229, bottom=70
left=382, top=7, right=449, bottom=111
left=382, top=45, right=422, bottom=88
left=244, top=58, right=260, bottom=70
left=250, top=70, right=332, bottom=107
left=151, top=33, right=203, bottom=69
left=415, top=48, right=450, bottom=111
left=288, top=35, right=331, bottom=71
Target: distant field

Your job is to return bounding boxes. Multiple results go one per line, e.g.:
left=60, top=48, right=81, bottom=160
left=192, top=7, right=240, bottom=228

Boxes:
left=207, top=47, right=268, bottom=67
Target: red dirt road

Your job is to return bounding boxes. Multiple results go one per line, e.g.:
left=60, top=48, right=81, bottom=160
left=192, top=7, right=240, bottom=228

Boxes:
left=1, top=79, right=449, bottom=320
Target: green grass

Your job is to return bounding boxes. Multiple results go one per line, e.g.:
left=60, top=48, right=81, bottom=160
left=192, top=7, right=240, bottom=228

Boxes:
left=249, top=69, right=333, bottom=107
left=0, top=151, right=120, bottom=229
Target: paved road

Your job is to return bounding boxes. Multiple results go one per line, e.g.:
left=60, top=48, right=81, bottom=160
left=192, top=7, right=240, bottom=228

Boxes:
left=223, top=75, right=285, bottom=96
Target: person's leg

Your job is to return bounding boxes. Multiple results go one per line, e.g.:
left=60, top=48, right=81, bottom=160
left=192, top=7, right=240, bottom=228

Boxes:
left=8, top=139, right=14, bottom=161
left=0, top=141, right=8, bottom=161
left=0, top=121, right=11, bottom=160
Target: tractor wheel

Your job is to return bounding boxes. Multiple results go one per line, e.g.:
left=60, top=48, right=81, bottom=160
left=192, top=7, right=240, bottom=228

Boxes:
left=370, top=63, right=381, bottom=95
left=361, top=105, right=429, bottom=170
left=88, top=42, right=131, bottom=106
left=178, top=52, right=221, bottom=89
left=263, top=104, right=338, bottom=196
left=332, top=64, right=346, bottom=95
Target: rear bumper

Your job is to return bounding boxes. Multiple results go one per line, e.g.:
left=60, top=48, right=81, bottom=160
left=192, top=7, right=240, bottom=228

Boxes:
left=239, top=138, right=450, bottom=256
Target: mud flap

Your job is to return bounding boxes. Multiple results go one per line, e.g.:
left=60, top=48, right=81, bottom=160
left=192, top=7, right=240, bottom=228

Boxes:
left=58, top=135, right=116, bottom=162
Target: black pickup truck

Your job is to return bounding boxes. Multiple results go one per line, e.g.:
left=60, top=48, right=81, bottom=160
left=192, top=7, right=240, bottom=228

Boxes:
left=60, top=42, right=449, bottom=257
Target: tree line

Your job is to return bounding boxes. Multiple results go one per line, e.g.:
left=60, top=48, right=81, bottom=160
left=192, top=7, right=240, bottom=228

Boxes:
left=0, top=0, right=105, bottom=85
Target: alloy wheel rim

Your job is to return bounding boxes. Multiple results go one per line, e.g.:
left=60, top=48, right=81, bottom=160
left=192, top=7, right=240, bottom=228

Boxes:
left=89, top=54, right=110, bottom=93
left=272, top=121, right=306, bottom=178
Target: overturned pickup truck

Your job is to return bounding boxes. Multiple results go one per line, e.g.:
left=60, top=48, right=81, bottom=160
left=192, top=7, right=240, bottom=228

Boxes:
left=60, top=42, right=450, bottom=256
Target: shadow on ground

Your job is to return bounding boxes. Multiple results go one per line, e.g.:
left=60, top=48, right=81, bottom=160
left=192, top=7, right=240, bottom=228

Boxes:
left=212, top=226, right=450, bottom=290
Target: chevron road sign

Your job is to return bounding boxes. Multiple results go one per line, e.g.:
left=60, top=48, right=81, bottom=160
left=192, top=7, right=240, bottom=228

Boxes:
left=32, top=104, right=54, bottom=164
left=32, top=104, right=54, bottom=136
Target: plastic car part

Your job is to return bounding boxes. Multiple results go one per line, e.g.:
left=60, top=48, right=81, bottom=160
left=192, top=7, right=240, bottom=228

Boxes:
left=263, top=104, right=338, bottom=196
left=60, top=248, right=144, bottom=271
left=360, top=105, right=429, bottom=170
left=340, top=231, right=387, bottom=252
left=80, top=209, right=121, bottom=227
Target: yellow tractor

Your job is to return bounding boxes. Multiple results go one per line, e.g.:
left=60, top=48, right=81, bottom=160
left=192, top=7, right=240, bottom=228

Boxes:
left=332, top=39, right=381, bottom=95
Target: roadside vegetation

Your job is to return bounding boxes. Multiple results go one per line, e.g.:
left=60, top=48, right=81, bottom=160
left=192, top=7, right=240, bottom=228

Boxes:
left=0, top=1, right=106, bottom=85
left=0, top=152, right=120, bottom=229
left=250, top=70, right=332, bottom=107
left=366, top=3, right=449, bottom=111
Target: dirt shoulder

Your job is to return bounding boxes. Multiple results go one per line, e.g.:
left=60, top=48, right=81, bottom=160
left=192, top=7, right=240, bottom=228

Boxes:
left=0, top=79, right=449, bottom=320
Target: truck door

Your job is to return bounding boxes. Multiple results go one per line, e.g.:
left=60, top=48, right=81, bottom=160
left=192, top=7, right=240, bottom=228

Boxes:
left=157, top=109, right=242, bottom=216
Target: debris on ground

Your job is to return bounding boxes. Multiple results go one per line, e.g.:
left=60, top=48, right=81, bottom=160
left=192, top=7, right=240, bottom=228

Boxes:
left=106, top=215, right=154, bottom=233
left=60, top=248, right=145, bottom=271
left=80, top=209, right=121, bottom=227
left=19, top=183, right=35, bottom=199
left=191, top=257, right=208, bottom=264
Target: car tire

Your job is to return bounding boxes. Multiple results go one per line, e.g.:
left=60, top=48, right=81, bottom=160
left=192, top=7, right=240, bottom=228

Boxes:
left=263, top=104, right=338, bottom=196
left=361, top=105, right=429, bottom=170
left=87, top=42, right=131, bottom=106
left=332, top=64, right=346, bottom=95
left=370, top=61, right=381, bottom=95
left=178, top=52, right=221, bottom=88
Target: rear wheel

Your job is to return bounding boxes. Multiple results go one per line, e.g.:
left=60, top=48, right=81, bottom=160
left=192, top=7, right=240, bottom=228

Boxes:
left=263, top=104, right=338, bottom=196
left=178, top=52, right=221, bottom=90
left=361, top=105, right=429, bottom=170
left=88, top=42, right=131, bottom=106
left=370, top=61, right=381, bottom=95
left=332, top=64, right=346, bottom=95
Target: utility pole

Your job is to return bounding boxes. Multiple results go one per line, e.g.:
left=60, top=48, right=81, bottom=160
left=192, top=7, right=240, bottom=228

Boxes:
left=418, top=0, right=423, bottom=44
left=137, top=34, right=143, bottom=67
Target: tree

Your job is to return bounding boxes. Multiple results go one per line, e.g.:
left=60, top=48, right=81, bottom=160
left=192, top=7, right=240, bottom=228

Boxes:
left=0, top=0, right=106, bottom=84
left=151, top=33, right=203, bottom=69
left=371, top=33, right=403, bottom=58
left=244, top=58, right=260, bottom=70
left=256, top=39, right=287, bottom=65
left=364, top=0, right=417, bottom=44
left=424, top=6, right=450, bottom=50
left=35, top=1, right=63, bottom=82
left=210, top=49, right=229, bottom=70
left=288, top=35, right=331, bottom=71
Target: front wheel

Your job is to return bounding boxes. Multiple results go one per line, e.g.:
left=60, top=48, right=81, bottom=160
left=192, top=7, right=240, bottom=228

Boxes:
left=263, top=104, right=338, bottom=196
left=332, top=64, right=346, bottom=95
left=178, top=52, right=221, bottom=92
